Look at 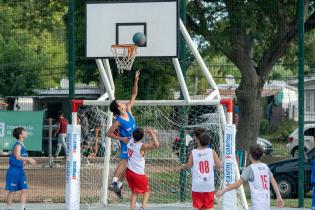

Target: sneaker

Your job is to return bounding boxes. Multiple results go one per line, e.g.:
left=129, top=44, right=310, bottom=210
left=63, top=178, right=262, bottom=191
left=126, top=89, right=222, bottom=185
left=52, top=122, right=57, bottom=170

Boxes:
left=113, top=182, right=123, bottom=193
left=110, top=182, right=123, bottom=199
left=114, top=189, right=123, bottom=199
left=108, top=182, right=115, bottom=191
left=109, top=182, right=120, bottom=192
left=139, top=208, right=145, bottom=210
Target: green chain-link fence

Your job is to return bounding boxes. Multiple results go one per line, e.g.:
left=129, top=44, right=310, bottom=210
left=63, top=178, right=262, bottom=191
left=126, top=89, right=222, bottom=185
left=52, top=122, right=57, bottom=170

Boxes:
left=0, top=0, right=315, bottom=208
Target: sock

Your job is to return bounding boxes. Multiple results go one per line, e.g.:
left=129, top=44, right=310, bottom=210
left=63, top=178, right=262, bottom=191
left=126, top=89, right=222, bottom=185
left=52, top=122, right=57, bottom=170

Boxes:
left=117, top=181, right=122, bottom=188
left=6, top=205, right=12, bottom=210
left=112, top=177, right=119, bottom=183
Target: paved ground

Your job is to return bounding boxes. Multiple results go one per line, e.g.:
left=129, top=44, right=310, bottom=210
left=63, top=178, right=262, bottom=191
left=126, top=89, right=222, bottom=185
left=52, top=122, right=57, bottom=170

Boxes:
left=0, top=157, right=310, bottom=210
left=0, top=203, right=310, bottom=210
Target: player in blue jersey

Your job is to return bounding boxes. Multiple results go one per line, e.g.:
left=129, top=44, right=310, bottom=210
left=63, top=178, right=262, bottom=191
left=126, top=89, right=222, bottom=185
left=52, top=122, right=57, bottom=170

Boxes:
left=107, top=70, right=140, bottom=198
left=5, top=127, right=36, bottom=210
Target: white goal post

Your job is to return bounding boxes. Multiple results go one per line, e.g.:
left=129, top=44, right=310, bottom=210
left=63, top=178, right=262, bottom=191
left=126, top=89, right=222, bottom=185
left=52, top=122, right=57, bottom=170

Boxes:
left=66, top=7, right=249, bottom=209
left=66, top=98, right=248, bottom=210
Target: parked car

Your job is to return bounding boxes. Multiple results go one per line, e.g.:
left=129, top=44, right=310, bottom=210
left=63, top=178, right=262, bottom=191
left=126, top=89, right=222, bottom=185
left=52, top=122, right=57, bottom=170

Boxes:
left=172, top=136, right=273, bottom=162
left=257, top=137, right=273, bottom=155
left=268, top=147, right=315, bottom=198
left=287, top=123, right=315, bottom=157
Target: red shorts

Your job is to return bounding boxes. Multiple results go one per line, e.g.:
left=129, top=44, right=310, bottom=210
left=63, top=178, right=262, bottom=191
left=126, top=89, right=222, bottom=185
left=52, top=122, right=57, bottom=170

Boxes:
left=192, top=191, right=214, bottom=209
left=126, top=168, right=150, bottom=194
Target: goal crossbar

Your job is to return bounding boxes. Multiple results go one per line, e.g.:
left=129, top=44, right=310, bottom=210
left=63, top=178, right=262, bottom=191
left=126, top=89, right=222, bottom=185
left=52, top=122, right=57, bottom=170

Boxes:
left=72, top=99, right=224, bottom=109
left=67, top=98, right=248, bottom=210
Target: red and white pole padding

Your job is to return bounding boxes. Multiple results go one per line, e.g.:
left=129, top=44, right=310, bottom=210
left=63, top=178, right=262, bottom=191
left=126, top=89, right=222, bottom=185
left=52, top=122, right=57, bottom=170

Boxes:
left=220, top=99, right=233, bottom=124
left=65, top=100, right=83, bottom=210
left=71, top=100, right=84, bottom=125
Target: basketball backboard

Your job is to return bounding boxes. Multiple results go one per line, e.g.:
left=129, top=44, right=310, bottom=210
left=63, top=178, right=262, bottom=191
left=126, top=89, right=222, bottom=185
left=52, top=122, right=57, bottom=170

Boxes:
left=86, top=0, right=178, bottom=58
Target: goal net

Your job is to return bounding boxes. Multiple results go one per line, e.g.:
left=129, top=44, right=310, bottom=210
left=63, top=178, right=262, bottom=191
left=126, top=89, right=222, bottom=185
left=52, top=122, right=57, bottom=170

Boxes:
left=76, top=103, right=247, bottom=209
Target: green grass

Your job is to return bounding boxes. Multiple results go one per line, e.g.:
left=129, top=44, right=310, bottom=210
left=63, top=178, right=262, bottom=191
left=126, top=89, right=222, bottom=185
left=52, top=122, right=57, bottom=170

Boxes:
left=148, top=170, right=311, bottom=207
left=270, top=142, right=292, bottom=158
left=270, top=198, right=312, bottom=208
left=148, top=170, right=191, bottom=203
left=146, top=144, right=174, bottom=159
left=110, top=137, right=308, bottom=206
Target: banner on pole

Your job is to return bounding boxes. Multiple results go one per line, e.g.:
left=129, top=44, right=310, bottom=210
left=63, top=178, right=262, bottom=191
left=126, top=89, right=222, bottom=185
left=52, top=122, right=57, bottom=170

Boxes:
left=66, top=125, right=81, bottom=210
left=223, top=124, right=237, bottom=210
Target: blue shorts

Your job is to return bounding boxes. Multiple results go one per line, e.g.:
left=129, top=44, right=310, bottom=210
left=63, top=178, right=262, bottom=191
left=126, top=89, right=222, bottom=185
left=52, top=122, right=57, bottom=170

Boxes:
left=6, top=166, right=28, bottom=192
left=120, top=141, right=128, bottom=159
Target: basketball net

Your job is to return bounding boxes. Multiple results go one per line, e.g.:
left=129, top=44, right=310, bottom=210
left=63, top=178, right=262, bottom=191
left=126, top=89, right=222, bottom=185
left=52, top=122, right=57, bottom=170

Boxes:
left=111, top=44, right=138, bottom=73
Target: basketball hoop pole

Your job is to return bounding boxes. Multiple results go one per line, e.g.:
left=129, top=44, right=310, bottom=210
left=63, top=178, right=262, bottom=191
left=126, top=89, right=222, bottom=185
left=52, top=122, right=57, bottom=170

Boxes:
left=96, top=59, right=115, bottom=100
left=102, top=59, right=115, bottom=93
left=91, top=59, right=115, bottom=205
left=102, top=109, right=113, bottom=205
left=172, top=59, right=190, bottom=103
left=88, top=11, right=248, bottom=208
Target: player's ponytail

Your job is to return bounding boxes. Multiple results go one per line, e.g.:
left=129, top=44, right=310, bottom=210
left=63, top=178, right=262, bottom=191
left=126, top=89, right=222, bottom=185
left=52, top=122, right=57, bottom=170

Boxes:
left=249, top=145, right=264, bottom=161
left=109, top=100, right=120, bottom=116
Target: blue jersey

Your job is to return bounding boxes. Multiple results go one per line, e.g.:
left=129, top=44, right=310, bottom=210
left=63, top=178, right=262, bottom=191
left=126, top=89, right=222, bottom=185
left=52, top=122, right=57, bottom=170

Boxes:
left=115, top=112, right=137, bottom=138
left=6, top=141, right=28, bottom=191
left=9, top=142, right=27, bottom=168
left=115, top=112, right=137, bottom=159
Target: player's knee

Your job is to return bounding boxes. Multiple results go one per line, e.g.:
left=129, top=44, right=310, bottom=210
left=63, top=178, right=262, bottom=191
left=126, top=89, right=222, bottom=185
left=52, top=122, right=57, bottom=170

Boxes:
left=122, top=159, right=127, bottom=167
left=7, top=191, right=14, bottom=195
left=21, top=189, right=28, bottom=195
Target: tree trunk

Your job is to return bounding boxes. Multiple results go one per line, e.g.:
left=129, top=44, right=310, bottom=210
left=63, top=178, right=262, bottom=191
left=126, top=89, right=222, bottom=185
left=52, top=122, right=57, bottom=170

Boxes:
left=235, top=75, right=263, bottom=150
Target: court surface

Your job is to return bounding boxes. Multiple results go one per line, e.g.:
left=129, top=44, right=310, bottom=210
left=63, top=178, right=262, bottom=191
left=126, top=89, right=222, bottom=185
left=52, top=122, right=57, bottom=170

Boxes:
left=0, top=203, right=309, bottom=210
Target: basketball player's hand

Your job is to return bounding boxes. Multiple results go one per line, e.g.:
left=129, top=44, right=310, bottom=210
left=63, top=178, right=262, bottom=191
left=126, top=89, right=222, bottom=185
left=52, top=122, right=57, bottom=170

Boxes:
left=120, top=137, right=129, bottom=143
left=215, top=190, right=224, bottom=198
left=28, top=158, right=37, bottom=165
left=135, top=70, right=140, bottom=81
left=175, top=166, right=182, bottom=173
left=148, top=128, right=157, bottom=135
left=276, top=197, right=284, bottom=208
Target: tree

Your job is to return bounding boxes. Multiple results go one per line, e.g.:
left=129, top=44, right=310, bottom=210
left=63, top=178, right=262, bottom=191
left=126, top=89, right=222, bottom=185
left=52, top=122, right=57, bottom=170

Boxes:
left=186, top=56, right=240, bottom=95
left=187, top=0, right=315, bottom=149
left=0, top=33, right=41, bottom=96
left=0, top=1, right=68, bottom=97
left=281, top=30, right=315, bottom=75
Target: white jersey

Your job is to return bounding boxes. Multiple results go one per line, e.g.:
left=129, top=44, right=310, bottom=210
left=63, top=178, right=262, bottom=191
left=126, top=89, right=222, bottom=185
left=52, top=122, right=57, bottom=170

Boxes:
left=127, top=138, right=145, bottom=175
left=191, top=148, right=215, bottom=192
left=249, top=163, right=271, bottom=210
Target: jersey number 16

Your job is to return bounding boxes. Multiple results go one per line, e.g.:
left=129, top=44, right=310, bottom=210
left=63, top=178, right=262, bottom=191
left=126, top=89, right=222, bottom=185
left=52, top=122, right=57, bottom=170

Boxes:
left=260, top=175, right=268, bottom=190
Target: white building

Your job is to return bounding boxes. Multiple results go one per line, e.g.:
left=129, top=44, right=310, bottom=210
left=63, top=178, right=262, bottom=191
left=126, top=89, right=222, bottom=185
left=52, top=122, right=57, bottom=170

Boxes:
left=289, top=76, right=315, bottom=123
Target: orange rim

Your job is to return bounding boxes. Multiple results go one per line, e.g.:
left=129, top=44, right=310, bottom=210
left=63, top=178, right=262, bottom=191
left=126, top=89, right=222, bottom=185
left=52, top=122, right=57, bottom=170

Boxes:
left=111, top=44, right=137, bottom=48
left=112, top=44, right=137, bottom=58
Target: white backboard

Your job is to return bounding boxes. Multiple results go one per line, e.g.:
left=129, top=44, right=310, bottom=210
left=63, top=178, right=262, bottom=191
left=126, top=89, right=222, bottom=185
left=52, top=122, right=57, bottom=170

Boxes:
left=86, top=0, right=178, bottom=58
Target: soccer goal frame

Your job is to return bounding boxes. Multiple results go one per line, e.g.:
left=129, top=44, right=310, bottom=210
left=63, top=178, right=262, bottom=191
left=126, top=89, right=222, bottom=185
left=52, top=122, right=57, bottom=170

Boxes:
left=65, top=19, right=248, bottom=210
